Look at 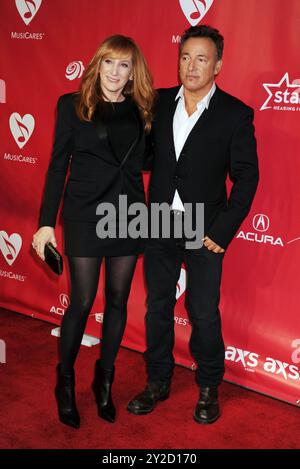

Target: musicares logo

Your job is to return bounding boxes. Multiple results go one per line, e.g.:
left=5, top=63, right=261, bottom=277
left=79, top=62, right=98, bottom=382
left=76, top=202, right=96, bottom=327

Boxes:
left=260, top=73, right=300, bottom=112
left=179, top=0, right=214, bottom=26
left=9, top=113, right=35, bottom=149
left=15, top=0, right=42, bottom=26
left=0, top=231, right=22, bottom=265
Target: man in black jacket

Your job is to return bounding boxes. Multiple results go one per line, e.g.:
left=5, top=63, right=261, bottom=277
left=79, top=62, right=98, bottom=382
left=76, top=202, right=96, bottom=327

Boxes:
left=127, top=25, right=259, bottom=423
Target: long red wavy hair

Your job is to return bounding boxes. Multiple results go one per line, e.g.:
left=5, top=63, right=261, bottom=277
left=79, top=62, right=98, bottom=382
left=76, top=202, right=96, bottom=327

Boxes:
left=75, top=35, right=156, bottom=132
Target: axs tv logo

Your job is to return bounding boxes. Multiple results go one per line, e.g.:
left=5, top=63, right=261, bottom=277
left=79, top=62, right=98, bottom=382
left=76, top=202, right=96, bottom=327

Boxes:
left=226, top=345, right=300, bottom=381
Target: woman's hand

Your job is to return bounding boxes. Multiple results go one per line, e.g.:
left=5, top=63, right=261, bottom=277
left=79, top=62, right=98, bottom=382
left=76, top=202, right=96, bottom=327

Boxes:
left=32, top=226, right=57, bottom=261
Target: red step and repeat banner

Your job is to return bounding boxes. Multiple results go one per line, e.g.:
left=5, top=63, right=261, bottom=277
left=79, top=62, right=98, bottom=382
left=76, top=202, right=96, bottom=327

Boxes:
left=1, top=0, right=300, bottom=406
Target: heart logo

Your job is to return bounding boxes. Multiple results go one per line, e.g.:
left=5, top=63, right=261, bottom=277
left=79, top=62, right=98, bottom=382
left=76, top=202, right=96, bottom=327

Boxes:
left=0, top=231, right=22, bottom=266
left=9, top=113, right=35, bottom=149
left=15, top=0, right=42, bottom=26
left=176, top=267, right=186, bottom=299
left=179, top=0, right=214, bottom=27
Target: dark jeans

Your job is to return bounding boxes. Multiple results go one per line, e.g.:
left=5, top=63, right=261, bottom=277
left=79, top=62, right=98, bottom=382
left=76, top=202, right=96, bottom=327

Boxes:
left=144, top=223, right=225, bottom=387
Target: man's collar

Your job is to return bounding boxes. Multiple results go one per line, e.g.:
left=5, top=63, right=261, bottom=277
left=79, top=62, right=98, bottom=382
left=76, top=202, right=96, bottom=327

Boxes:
left=175, top=82, right=216, bottom=110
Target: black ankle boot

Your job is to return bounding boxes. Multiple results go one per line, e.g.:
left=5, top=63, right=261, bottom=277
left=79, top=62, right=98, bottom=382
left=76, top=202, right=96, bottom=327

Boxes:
left=92, top=359, right=116, bottom=423
left=194, top=386, right=220, bottom=424
left=54, top=364, right=80, bottom=429
left=127, top=382, right=170, bottom=415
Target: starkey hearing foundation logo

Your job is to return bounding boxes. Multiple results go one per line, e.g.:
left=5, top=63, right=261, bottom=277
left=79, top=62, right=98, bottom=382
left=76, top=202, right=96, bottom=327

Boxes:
left=179, top=0, right=214, bottom=26
left=65, top=61, right=85, bottom=81
left=9, top=112, right=35, bottom=149
left=0, top=231, right=22, bottom=265
left=15, top=0, right=42, bottom=25
left=260, top=73, right=300, bottom=112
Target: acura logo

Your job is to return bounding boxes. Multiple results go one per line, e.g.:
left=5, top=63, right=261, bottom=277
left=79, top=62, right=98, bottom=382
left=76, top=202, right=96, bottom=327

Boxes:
left=59, top=294, right=69, bottom=308
left=253, top=214, right=270, bottom=232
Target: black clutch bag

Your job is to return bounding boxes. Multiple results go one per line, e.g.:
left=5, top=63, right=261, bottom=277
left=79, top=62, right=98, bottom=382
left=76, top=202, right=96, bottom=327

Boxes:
left=44, top=242, right=63, bottom=275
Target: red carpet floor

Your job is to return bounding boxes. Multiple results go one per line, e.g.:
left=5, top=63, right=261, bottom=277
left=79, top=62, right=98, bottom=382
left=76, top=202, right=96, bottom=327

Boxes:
left=0, top=307, right=299, bottom=450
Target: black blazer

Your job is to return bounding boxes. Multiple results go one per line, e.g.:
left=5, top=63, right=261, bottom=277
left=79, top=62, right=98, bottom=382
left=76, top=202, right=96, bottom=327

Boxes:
left=39, top=93, right=146, bottom=228
left=148, top=85, right=259, bottom=249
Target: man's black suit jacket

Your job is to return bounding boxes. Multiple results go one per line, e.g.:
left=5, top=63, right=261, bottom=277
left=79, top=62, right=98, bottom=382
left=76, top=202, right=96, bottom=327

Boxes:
left=38, top=93, right=146, bottom=228
left=147, top=85, right=259, bottom=249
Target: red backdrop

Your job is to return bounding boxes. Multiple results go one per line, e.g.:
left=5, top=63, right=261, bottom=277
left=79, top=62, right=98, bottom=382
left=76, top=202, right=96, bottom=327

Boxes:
left=1, top=0, right=300, bottom=406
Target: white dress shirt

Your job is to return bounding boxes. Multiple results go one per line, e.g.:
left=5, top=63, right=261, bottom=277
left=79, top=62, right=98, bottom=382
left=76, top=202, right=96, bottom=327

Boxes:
left=171, top=82, right=216, bottom=211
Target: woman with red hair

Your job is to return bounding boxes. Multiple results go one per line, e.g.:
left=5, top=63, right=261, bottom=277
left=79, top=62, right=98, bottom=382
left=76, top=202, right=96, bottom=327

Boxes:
left=32, top=35, right=155, bottom=428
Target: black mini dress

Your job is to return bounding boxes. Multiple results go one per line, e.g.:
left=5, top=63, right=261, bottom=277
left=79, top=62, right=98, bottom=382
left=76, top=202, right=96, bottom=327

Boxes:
left=64, top=98, right=145, bottom=257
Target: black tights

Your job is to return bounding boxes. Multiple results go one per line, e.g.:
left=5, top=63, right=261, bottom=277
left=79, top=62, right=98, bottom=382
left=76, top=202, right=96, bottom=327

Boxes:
left=59, top=255, right=138, bottom=374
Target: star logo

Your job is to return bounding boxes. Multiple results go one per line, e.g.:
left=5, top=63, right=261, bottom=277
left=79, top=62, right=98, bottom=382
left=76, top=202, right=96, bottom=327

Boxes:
left=260, top=73, right=300, bottom=111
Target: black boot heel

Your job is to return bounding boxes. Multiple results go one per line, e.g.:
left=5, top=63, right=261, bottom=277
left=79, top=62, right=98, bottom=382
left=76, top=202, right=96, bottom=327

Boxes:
left=55, top=364, right=80, bottom=429
left=92, top=360, right=116, bottom=423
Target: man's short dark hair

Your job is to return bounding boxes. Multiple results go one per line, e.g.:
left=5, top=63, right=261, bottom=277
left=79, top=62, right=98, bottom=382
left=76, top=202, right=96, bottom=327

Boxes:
left=180, top=25, right=224, bottom=61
